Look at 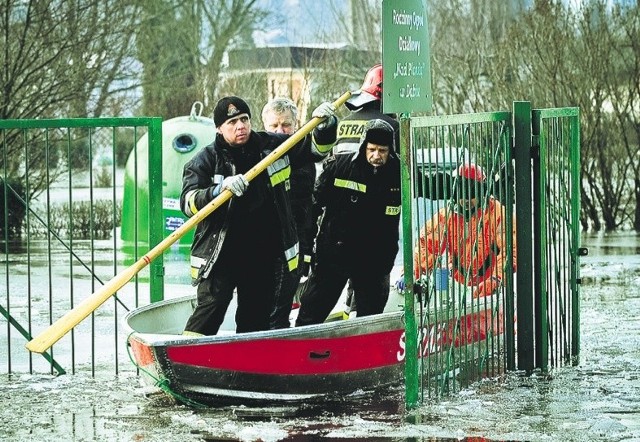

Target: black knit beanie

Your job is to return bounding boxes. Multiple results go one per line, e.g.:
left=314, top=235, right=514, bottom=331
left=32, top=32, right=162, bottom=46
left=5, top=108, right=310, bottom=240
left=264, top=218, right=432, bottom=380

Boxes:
left=213, top=96, right=251, bottom=127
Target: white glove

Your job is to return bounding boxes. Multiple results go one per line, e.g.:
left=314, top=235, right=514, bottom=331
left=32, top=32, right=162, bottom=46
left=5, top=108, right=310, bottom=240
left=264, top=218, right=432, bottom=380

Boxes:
left=311, top=102, right=336, bottom=120
left=222, top=174, right=249, bottom=197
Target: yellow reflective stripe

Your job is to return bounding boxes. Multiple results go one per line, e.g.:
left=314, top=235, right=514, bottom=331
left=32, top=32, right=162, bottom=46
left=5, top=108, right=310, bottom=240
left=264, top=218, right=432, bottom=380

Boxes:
left=268, top=158, right=291, bottom=187
left=312, top=140, right=334, bottom=155
left=270, top=168, right=290, bottom=187
left=185, top=190, right=199, bottom=216
left=288, top=254, right=299, bottom=271
left=334, top=178, right=366, bottom=193
left=285, top=243, right=299, bottom=271
left=190, top=256, right=206, bottom=280
left=385, top=206, right=401, bottom=215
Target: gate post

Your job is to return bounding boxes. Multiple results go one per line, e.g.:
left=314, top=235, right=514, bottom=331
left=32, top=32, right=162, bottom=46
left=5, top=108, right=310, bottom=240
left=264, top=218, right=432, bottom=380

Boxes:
left=400, top=115, right=419, bottom=409
left=512, top=101, right=535, bottom=371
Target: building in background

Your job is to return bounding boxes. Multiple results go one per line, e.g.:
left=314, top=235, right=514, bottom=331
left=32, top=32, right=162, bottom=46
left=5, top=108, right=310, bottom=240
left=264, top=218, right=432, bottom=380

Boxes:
left=225, top=46, right=377, bottom=120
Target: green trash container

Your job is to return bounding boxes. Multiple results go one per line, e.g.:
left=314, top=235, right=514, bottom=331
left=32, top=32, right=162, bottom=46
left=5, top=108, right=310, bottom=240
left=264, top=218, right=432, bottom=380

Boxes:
left=121, top=103, right=216, bottom=256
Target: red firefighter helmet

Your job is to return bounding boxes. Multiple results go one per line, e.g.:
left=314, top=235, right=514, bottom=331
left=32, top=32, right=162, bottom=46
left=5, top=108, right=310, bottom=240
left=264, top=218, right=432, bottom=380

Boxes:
left=457, top=163, right=486, bottom=182
left=454, top=163, right=487, bottom=212
left=345, top=64, right=383, bottom=110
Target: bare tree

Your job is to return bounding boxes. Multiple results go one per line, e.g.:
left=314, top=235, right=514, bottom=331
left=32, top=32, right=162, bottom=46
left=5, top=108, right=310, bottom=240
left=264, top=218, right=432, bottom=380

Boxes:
left=1, top=0, right=140, bottom=120
left=135, top=0, right=268, bottom=118
left=1, top=0, right=141, bottom=216
left=603, top=5, right=640, bottom=231
left=482, top=0, right=640, bottom=232
left=136, top=0, right=203, bottom=119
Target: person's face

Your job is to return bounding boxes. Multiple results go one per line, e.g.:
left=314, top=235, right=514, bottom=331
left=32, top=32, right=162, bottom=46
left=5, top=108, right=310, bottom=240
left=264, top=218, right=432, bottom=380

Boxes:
left=365, top=142, right=390, bottom=167
left=217, top=114, right=251, bottom=146
left=262, top=110, right=297, bottom=134
left=457, top=197, right=478, bottom=212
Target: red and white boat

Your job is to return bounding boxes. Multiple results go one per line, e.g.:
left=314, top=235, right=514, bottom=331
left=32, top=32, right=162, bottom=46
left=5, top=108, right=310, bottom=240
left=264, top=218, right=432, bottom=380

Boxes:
left=124, top=287, right=504, bottom=405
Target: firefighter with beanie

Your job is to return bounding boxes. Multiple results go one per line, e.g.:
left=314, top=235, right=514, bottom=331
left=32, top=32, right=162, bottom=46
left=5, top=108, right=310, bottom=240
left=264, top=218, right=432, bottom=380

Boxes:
left=180, top=95, right=337, bottom=336
left=295, top=119, right=401, bottom=326
left=334, top=64, right=400, bottom=314
left=413, top=163, right=517, bottom=298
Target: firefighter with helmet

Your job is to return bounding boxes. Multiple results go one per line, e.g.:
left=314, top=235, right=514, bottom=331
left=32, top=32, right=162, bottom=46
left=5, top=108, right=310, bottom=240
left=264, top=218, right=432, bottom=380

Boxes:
left=333, top=64, right=400, bottom=155
left=413, top=163, right=517, bottom=298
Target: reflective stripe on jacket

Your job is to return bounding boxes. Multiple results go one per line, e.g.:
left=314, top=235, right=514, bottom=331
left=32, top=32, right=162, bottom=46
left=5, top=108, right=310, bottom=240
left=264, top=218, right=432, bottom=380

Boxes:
left=181, top=123, right=335, bottom=285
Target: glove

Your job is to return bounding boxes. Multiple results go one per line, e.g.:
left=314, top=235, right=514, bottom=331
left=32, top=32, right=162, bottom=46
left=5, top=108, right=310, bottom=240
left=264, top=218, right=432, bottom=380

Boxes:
left=222, top=174, right=249, bottom=197
left=472, top=278, right=500, bottom=298
left=311, top=102, right=336, bottom=120
left=395, top=277, right=406, bottom=291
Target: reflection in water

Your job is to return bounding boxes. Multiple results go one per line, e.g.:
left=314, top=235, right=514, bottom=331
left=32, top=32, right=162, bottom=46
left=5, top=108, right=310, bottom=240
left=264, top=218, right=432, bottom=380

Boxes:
left=581, top=231, right=640, bottom=255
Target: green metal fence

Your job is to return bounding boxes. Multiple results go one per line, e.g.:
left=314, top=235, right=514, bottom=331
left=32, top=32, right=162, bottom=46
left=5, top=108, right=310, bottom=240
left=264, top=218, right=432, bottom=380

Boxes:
left=402, top=103, right=581, bottom=407
left=1, top=105, right=581, bottom=408
left=533, top=107, right=582, bottom=370
left=0, top=117, right=162, bottom=375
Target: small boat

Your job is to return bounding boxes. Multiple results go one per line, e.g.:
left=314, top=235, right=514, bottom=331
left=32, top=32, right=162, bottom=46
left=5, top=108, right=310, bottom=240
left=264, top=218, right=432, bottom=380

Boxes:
left=124, top=285, right=503, bottom=406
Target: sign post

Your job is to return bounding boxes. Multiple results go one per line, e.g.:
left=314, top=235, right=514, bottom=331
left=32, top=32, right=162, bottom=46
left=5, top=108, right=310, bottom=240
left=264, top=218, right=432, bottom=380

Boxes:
left=381, top=0, right=432, bottom=409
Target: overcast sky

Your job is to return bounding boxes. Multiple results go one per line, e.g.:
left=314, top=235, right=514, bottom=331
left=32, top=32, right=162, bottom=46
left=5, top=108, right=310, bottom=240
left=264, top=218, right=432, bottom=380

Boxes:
left=253, top=0, right=347, bottom=46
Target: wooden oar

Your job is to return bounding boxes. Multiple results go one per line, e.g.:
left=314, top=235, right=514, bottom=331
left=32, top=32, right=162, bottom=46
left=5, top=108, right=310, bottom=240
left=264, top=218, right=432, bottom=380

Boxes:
left=26, top=91, right=351, bottom=354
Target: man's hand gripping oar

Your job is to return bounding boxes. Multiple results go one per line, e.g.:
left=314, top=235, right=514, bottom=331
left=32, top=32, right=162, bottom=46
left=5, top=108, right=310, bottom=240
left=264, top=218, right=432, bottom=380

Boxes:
left=25, top=91, right=351, bottom=354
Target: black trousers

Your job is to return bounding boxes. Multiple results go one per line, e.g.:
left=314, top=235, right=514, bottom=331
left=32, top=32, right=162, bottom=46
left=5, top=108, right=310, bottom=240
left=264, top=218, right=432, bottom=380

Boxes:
left=269, top=259, right=301, bottom=329
left=295, top=262, right=390, bottom=327
left=183, top=243, right=276, bottom=335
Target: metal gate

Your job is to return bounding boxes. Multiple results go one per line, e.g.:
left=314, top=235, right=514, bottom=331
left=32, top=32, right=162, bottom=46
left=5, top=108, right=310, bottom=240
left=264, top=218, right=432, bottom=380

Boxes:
left=0, top=117, right=162, bottom=375
left=401, top=102, right=581, bottom=406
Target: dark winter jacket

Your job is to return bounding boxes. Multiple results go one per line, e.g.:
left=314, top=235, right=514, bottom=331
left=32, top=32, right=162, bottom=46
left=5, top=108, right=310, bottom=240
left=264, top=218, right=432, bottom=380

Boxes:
left=289, top=161, right=316, bottom=262
left=313, top=121, right=401, bottom=275
left=181, top=123, right=336, bottom=285
left=333, top=101, right=400, bottom=155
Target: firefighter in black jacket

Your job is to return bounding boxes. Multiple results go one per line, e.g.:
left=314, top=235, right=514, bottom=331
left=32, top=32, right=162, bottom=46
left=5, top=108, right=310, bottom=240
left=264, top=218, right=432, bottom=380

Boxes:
left=295, top=119, right=400, bottom=326
left=333, top=63, right=400, bottom=315
left=261, top=97, right=318, bottom=329
left=180, top=96, right=336, bottom=336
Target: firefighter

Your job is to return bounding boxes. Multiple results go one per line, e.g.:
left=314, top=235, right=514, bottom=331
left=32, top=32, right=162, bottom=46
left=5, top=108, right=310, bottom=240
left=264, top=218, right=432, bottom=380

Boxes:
left=295, top=119, right=401, bottom=326
left=334, top=63, right=401, bottom=315
left=180, top=96, right=337, bottom=336
left=414, top=163, right=517, bottom=298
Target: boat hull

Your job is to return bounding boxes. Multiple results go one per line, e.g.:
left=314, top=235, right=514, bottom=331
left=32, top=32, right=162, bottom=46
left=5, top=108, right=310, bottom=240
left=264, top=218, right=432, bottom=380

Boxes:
left=126, top=294, right=502, bottom=405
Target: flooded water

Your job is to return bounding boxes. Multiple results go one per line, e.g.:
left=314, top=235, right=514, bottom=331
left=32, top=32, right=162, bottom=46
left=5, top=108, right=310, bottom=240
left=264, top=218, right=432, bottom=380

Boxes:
left=1, top=232, right=640, bottom=441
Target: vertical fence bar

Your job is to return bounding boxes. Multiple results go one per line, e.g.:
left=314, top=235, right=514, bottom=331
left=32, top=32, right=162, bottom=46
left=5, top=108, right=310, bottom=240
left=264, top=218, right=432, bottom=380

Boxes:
left=570, top=111, right=581, bottom=364
left=147, top=118, right=164, bottom=303
left=512, top=101, right=535, bottom=371
left=532, top=110, right=549, bottom=372
left=402, top=115, right=419, bottom=409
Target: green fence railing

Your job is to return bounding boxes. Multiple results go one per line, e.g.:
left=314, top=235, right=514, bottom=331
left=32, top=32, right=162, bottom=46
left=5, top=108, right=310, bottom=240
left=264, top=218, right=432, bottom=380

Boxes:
left=0, top=117, right=162, bottom=375
left=402, top=103, right=581, bottom=408
left=533, top=107, right=581, bottom=370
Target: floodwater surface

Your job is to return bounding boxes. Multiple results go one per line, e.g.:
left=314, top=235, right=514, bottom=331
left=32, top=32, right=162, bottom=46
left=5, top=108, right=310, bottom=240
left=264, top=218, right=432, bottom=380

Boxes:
left=1, top=232, right=639, bottom=441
